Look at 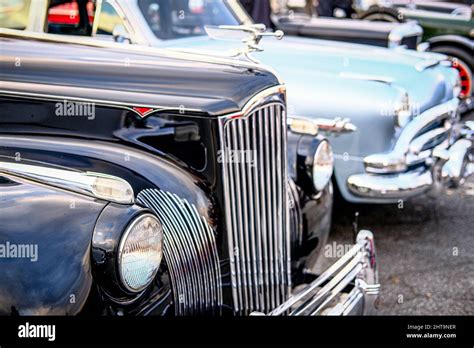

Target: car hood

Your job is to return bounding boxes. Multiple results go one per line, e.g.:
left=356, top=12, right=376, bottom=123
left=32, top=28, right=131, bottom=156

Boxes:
left=161, top=35, right=458, bottom=113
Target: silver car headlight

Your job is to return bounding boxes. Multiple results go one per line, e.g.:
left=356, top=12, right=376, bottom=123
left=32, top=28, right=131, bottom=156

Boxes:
left=118, top=213, right=163, bottom=292
left=312, top=140, right=334, bottom=191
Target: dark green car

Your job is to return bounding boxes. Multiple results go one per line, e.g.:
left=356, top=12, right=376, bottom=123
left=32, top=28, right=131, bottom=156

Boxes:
left=361, top=1, right=473, bottom=103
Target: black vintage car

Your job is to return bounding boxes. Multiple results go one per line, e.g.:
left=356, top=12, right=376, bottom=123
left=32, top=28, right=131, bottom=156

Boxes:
left=0, top=30, right=379, bottom=316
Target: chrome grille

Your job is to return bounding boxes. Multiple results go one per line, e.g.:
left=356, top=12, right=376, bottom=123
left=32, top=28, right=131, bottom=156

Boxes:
left=219, top=101, right=291, bottom=315
left=288, top=179, right=303, bottom=248
left=365, top=98, right=459, bottom=173
left=137, top=189, right=222, bottom=315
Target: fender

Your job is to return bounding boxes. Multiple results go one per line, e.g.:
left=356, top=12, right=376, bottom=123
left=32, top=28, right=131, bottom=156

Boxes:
left=0, top=174, right=106, bottom=315
left=0, top=134, right=214, bottom=223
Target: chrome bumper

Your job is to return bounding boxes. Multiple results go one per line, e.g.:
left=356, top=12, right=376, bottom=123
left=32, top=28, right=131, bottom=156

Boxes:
left=348, top=99, right=473, bottom=200
left=348, top=167, right=434, bottom=199
left=252, top=230, right=380, bottom=316
left=348, top=137, right=473, bottom=199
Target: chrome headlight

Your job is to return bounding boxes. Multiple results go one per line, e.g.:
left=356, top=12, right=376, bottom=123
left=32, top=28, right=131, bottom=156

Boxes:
left=312, top=140, right=334, bottom=191
left=118, top=213, right=163, bottom=292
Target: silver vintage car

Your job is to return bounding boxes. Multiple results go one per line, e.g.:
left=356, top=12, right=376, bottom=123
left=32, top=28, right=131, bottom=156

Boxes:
left=5, top=0, right=473, bottom=205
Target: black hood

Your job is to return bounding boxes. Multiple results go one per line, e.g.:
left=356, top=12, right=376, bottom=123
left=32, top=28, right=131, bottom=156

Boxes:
left=0, top=34, right=281, bottom=116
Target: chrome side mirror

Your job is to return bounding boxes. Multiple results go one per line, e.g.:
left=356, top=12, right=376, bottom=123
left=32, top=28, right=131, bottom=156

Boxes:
left=112, top=24, right=131, bottom=44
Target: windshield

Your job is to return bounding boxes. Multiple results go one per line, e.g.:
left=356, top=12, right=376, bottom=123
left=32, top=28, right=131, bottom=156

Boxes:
left=138, top=0, right=241, bottom=40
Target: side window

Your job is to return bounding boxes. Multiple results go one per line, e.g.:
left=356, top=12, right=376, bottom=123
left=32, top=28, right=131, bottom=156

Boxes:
left=0, top=0, right=31, bottom=30
left=96, top=1, right=127, bottom=36
left=47, top=0, right=95, bottom=36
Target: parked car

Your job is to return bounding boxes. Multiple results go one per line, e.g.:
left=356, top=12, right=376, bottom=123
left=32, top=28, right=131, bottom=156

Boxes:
left=12, top=0, right=473, bottom=205
left=270, top=0, right=473, bottom=102
left=252, top=0, right=470, bottom=107
left=256, top=0, right=424, bottom=50
left=359, top=0, right=474, bottom=101
left=0, top=30, right=380, bottom=316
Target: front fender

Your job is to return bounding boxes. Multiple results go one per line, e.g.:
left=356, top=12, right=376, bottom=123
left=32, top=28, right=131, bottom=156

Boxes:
left=0, top=174, right=106, bottom=315
left=0, top=135, right=213, bottom=222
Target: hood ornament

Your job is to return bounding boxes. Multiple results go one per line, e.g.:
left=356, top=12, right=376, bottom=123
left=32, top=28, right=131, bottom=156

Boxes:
left=204, top=24, right=284, bottom=63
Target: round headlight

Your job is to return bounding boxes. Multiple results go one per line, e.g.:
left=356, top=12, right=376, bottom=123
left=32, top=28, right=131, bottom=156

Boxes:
left=118, top=213, right=163, bottom=292
left=312, top=140, right=334, bottom=191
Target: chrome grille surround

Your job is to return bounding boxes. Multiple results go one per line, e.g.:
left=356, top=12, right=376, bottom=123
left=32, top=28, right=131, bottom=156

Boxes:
left=218, top=86, right=291, bottom=315
left=137, top=189, right=222, bottom=315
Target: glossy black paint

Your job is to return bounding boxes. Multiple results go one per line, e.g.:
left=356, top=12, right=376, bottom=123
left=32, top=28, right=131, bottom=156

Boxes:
left=0, top=174, right=105, bottom=315
left=0, top=35, right=280, bottom=116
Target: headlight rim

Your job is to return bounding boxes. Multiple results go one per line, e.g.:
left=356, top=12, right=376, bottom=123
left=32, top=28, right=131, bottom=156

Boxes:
left=117, top=212, right=163, bottom=294
left=311, top=139, right=334, bottom=192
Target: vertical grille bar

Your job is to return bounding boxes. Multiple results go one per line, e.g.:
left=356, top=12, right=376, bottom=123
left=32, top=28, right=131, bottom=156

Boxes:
left=263, top=107, right=276, bottom=310
left=219, top=99, right=290, bottom=315
left=258, top=110, right=271, bottom=312
left=225, top=125, right=244, bottom=312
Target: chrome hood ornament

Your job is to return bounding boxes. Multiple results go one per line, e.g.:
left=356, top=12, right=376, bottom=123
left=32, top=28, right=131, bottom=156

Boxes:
left=204, top=24, right=284, bottom=63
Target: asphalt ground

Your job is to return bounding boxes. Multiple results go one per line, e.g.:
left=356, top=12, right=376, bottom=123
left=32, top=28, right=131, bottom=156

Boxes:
left=323, top=111, right=474, bottom=315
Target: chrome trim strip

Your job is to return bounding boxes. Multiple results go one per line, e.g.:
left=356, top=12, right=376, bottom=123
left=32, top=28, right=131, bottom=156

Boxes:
left=338, top=72, right=394, bottom=84
left=293, top=256, right=364, bottom=315
left=0, top=82, right=203, bottom=118
left=269, top=243, right=363, bottom=315
left=415, top=59, right=441, bottom=72
left=288, top=116, right=357, bottom=135
left=261, top=230, right=379, bottom=316
left=0, top=160, right=134, bottom=204
left=409, top=124, right=451, bottom=155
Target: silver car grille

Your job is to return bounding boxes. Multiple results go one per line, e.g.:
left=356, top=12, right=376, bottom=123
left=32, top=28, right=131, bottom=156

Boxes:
left=404, top=102, right=458, bottom=166
left=365, top=98, right=459, bottom=173
left=218, top=101, right=291, bottom=315
left=137, top=189, right=223, bottom=315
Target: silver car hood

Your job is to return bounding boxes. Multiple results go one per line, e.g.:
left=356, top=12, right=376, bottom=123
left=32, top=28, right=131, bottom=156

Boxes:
left=162, top=35, right=458, bottom=113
